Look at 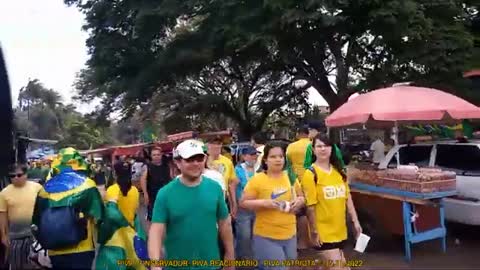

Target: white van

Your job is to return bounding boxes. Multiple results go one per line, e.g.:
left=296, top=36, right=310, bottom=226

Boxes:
left=379, top=140, right=480, bottom=225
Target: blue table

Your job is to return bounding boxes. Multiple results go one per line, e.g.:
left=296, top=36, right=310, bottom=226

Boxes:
left=350, top=182, right=457, bottom=261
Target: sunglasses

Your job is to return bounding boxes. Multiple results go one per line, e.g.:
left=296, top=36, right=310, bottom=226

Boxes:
left=9, top=173, right=24, bottom=178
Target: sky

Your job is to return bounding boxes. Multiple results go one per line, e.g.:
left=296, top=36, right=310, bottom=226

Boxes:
left=0, top=0, right=327, bottom=115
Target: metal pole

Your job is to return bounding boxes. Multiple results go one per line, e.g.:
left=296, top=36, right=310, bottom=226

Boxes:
left=394, top=121, right=400, bottom=166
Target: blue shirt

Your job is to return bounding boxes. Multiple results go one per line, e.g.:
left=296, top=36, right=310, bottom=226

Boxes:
left=235, top=163, right=255, bottom=201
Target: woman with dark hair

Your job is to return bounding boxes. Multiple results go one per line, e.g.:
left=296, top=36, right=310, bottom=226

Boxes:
left=302, top=134, right=362, bottom=270
left=105, top=171, right=140, bottom=226
left=240, top=142, right=305, bottom=269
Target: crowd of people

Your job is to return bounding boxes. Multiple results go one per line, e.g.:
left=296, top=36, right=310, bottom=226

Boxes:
left=0, top=122, right=364, bottom=270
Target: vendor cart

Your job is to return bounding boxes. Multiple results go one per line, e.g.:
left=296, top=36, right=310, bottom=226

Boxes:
left=325, top=86, right=480, bottom=261
left=350, top=182, right=455, bottom=261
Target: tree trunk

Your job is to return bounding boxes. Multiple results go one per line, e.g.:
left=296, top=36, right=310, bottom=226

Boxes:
left=323, top=91, right=350, bottom=144
left=237, top=121, right=256, bottom=142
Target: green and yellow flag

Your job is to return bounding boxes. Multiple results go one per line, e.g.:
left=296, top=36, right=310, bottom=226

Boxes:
left=96, top=202, right=148, bottom=270
left=46, top=147, right=90, bottom=180
left=32, top=148, right=104, bottom=256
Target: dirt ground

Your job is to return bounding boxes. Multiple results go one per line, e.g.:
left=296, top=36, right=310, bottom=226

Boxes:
left=139, top=203, right=480, bottom=269
left=300, top=222, right=480, bottom=270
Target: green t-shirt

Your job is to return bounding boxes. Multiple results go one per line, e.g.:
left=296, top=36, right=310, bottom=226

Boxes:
left=152, top=176, right=229, bottom=268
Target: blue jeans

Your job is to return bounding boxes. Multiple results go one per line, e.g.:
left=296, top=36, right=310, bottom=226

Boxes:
left=234, top=209, right=255, bottom=259
left=253, top=235, right=297, bottom=270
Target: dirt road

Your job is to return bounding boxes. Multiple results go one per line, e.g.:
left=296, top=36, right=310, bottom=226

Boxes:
left=139, top=203, right=480, bottom=269
left=301, top=222, right=480, bottom=269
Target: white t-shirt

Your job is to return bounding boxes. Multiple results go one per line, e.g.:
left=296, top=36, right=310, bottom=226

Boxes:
left=370, top=139, right=386, bottom=163
left=131, top=162, right=146, bottom=182
left=203, top=169, right=226, bottom=192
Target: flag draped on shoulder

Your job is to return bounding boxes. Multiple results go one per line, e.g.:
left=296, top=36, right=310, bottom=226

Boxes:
left=32, top=147, right=149, bottom=269
left=96, top=202, right=148, bottom=270
left=32, top=148, right=104, bottom=256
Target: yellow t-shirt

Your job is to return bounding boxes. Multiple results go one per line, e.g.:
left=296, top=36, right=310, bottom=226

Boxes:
left=0, top=181, right=42, bottom=238
left=105, top=184, right=139, bottom=225
left=243, top=172, right=301, bottom=240
left=210, top=155, right=237, bottom=188
left=302, top=165, right=349, bottom=243
left=286, top=138, right=311, bottom=181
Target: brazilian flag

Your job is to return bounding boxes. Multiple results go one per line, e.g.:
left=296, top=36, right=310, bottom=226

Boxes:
left=34, top=147, right=149, bottom=269
left=32, top=170, right=105, bottom=256
left=33, top=147, right=104, bottom=257
left=405, top=125, right=426, bottom=136
left=96, top=202, right=148, bottom=270
left=46, top=147, right=90, bottom=180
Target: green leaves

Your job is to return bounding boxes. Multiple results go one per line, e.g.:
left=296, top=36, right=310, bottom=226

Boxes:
left=14, top=78, right=113, bottom=150
left=66, top=0, right=479, bottom=125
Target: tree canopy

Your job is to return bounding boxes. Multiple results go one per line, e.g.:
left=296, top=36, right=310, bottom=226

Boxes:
left=66, top=0, right=478, bottom=131
left=153, top=59, right=310, bottom=136
left=15, top=79, right=114, bottom=149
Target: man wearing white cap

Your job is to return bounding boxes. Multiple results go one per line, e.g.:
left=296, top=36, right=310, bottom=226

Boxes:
left=148, top=140, right=234, bottom=270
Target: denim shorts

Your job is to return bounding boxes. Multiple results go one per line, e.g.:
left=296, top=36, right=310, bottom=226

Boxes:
left=253, top=235, right=297, bottom=270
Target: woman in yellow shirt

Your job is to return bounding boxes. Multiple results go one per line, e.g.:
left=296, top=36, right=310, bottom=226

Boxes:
left=302, top=134, right=362, bottom=270
left=105, top=173, right=140, bottom=225
left=241, top=142, right=305, bottom=270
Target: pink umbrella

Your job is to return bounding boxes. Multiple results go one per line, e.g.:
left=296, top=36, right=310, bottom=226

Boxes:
left=326, top=86, right=480, bottom=127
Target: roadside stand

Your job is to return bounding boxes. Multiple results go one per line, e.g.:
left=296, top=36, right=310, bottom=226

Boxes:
left=326, top=86, right=480, bottom=261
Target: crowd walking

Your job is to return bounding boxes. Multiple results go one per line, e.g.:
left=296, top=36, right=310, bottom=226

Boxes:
left=0, top=126, right=364, bottom=270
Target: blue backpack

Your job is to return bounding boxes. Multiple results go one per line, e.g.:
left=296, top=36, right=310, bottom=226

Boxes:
left=36, top=205, right=88, bottom=250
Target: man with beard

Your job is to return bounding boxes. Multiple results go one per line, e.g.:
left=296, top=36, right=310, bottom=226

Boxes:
left=148, top=140, right=234, bottom=270
left=140, top=147, right=171, bottom=228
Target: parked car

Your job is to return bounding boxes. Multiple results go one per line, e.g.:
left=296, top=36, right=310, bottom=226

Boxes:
left=378, top=139, right=480, bottom=225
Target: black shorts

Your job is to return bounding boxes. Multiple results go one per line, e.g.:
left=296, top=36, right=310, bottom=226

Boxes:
left=313, top=240, right=346, bottom=251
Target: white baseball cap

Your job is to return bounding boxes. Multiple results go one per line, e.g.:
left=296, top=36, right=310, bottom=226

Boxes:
left=173, top=139, right=206, bottom=159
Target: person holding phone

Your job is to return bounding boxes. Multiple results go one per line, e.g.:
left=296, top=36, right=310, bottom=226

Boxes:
left=240, top=142, right=305, bottom=270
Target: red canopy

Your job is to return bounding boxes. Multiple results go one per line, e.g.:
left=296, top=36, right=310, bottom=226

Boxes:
left=326, top=86, right=480, bottom=127
left=112, top=143, right=148, bottom=157
left=167, top=131, right=195, bottom=142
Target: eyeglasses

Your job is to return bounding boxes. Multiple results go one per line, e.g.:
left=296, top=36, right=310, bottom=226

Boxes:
left=9, top=173, right=24, bottom=178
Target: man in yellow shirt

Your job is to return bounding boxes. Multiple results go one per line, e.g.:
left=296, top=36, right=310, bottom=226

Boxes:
left=286, top=126, right=311, bottom=250
left=0, top=164, right=42, bottom=270
left=287, top=126, right=311, bottom=181
left=207, top=137, right=239, bottom=218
